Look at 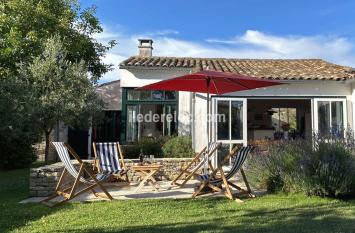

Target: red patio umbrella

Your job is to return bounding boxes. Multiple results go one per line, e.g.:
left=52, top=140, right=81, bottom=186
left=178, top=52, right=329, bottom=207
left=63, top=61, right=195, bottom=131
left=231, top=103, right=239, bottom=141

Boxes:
left=138, top=70, right=283, bottom=149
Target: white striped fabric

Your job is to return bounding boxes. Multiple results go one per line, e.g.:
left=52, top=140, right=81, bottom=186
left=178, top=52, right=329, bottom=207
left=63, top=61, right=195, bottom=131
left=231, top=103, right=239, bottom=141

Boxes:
left=52, top=142, right=110, bottom=183
left=207, top=142, right=219, bottom=154
left=94, top=142, right=122, bottom=175
left=197, top=142, right=220, bottom=160
left=190, top=156, right=208, bottom=174
left=189, top=142, right=219, bottom=174
left=199, top=145, right=254, bottom=186
left=52, top=142, right=89, bottom=183
left=202, top=142, right=220, bottom=174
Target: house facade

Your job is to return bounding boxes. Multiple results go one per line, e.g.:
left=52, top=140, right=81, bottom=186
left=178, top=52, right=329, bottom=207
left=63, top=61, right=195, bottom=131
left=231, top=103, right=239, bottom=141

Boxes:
left=119, top=39, right=355, bottom=152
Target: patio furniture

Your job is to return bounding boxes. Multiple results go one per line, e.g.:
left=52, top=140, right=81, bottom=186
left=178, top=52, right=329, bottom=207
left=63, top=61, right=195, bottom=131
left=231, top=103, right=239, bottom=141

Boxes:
left=170, top=142, right=222, bottom=187
left=41, top=142, right=113, bottom=207
left=132, top=164, right=163, bottom=193
left=192, top=145, right=254, bottom=201
left=92, top=142, right=129, bottom=184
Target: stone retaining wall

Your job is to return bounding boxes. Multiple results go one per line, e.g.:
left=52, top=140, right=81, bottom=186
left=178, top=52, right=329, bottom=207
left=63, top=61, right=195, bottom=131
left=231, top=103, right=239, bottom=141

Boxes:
left=29, top=158, right=195, bottom=197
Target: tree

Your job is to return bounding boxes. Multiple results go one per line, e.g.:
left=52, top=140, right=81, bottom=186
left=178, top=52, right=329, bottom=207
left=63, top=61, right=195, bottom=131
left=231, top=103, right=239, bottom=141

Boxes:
left=0, top=0, right=115, bottom=81
left=0, top=77, right=39, bottom=169
left=21, top=35, right=103, bottom=163
left=0, top=0, right=113, bottom=166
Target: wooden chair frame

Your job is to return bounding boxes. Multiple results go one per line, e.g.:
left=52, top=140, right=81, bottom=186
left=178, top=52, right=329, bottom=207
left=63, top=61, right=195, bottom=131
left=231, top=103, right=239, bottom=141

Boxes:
left=192, top=146, right=254, bottom=201
left=41, top=143, right=113, bottom=208
left=171, top=142, right=222, bottom=187
left=92, top=142, right=130, bottom=184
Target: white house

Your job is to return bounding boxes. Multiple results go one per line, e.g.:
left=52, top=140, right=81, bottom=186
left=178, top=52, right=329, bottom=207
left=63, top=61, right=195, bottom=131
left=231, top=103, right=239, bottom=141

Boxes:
left=119, top=39, right=355, bottom=152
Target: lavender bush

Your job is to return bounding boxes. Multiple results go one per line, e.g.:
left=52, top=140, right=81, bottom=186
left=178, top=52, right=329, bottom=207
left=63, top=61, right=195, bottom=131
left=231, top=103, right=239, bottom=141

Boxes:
left=248, top=130, right=355, bottom=198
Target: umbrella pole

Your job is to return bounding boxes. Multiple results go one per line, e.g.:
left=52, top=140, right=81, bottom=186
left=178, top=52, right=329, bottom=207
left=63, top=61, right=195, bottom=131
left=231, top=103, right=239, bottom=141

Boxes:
left=204, top=89, right=210, bottom=175
left=203, top=78, right=211, bottom=175
left=207, top=91, right=210, bottom=148
left=206, top=78, right=210, bottom=151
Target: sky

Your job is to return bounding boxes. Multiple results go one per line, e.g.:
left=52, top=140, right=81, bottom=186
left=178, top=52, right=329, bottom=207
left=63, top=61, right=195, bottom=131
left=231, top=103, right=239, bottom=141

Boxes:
left=78, top=0, right=355, bottom=83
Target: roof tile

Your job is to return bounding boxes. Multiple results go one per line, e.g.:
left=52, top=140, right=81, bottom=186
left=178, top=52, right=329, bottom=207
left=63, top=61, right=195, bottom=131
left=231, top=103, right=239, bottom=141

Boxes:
left=120, top=56, right=355, bottom=81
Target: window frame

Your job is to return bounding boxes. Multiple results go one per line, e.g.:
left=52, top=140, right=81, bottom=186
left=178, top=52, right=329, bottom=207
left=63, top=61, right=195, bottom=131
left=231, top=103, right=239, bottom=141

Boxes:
left=212, top=97, right=247, bottom=148
left=211, top=97, right=247, bottom=167
left=313, top=98, right=347, bottom=136
left=121, top=88, right=179, bottom=143
left=271, top=107, right=298, bottom=131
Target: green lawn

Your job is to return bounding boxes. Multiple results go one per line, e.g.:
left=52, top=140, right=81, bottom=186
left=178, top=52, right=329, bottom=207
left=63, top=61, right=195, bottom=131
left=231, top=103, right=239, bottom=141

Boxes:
left=0, top=169, right=354, bottom=233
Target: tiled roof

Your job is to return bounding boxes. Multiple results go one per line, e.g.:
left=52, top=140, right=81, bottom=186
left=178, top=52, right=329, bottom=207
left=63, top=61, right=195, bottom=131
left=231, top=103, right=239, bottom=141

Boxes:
left=120, top=56, right=355, bottom=81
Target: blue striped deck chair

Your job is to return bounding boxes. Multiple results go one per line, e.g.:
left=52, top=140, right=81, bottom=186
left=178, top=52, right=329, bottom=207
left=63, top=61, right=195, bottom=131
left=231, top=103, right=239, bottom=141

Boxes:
left=171, top=142, right=222, bottom=188
left=92, top=142, right=129, bottom=184
left=193, top=145, right=254, bottom=201
left=41, top=142, right=113, bottom=207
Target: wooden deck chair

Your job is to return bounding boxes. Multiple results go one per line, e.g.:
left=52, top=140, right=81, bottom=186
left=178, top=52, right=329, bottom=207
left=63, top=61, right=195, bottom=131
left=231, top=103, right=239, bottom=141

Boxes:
left=171, top=142, right=222, bottom=187
left=41, top=142, right=114, bottom=208
left=192, top=145, right=254, bottom=201
left=92, top=142, right=129, bottom=184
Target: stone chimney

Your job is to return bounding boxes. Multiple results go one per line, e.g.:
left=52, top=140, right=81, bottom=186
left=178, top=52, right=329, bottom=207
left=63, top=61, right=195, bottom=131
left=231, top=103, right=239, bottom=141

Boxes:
left=138, top=39, right=153, bottom=57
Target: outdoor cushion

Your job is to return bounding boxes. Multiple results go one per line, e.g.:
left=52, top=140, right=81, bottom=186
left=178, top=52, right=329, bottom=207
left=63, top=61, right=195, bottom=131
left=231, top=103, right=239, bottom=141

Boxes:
left=198, top=145, right=254, bottom=185
left=52, top=142, right=111, bottom=183
left=94, top=142, right=123, bottom=174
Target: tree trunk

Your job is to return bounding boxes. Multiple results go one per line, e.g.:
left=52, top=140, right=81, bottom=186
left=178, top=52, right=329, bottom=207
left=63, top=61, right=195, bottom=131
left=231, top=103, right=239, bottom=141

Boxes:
left=44, top=130, right=51, bottom=164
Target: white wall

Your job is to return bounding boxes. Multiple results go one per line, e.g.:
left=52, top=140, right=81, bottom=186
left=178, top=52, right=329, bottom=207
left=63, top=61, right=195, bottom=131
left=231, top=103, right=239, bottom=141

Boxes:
left=226, top=81, right=351, bottom=97
left=193, top=93, right=209, bottom=151
left=178, top=91, right=192, bottom=136
left=120, top=68, right=191, bottom=87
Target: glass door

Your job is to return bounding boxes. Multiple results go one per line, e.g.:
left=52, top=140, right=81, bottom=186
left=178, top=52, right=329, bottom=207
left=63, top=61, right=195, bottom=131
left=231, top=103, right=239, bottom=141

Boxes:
left=212, top=98, right=247, bottom=165
left=313, top=98, right=347, bottom=137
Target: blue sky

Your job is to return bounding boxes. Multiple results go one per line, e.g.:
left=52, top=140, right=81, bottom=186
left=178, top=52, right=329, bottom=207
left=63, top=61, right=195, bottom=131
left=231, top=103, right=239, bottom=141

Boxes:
left=79, top=0, right=355, bottom=83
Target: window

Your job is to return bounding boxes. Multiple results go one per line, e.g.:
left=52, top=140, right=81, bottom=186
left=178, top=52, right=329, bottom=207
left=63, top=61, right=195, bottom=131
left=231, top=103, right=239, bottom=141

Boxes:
left=127, top=89, right=177, bottom=101
left=214, top=98, right=246, bottom=167
left=165, top=91, right=176, bottom=100
left=124, top=89, right=178, bottom=142
left=231, top=101, right=243, bottom=140
left=126, top=105, right=139, bottom=142
left=127, top=90, right=151, bottom=101
left=152, top=91, right=164, bottom=100
left=217, top=100, right=244, bottom=141
left=318, top=102, right=330, bottom=134
left=271, top=108, right=297, bottom=131
left=316, top=100, right=345, bottom=136
left=217, top=100, right=229, bottom=140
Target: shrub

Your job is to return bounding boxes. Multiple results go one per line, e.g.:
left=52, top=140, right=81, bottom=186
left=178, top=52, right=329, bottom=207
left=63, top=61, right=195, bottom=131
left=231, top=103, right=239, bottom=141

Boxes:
left=303, top=142, right=355, bottom=197
left=162, top=136, right=195, bottom=158
left=0, top=78, right=40, bottom=169
left=122, top=136, right=169, bottom=159
left=121, top=145, right=140, bottom=159
left=248, top=137, right=355, bottom=198
left=248, top=140, right=307, bottom=193
left=137, top=137, right=164, bottom=157
left=0, top=129, right=37, bottom=170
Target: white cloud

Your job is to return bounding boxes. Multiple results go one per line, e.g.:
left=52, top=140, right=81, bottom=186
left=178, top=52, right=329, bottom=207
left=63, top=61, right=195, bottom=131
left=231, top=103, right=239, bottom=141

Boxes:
left=98, top=53, right=126, bottom=83
left=236, top=30, right=355, bottom=60
left=139, top=29, right=179, bottom=37
left=94, top=27, right=355, bottom=84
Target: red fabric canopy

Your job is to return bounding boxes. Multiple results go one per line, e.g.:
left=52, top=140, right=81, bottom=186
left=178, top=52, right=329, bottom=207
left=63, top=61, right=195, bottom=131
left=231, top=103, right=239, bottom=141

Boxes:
left=138, top=70, right=282, bottom=94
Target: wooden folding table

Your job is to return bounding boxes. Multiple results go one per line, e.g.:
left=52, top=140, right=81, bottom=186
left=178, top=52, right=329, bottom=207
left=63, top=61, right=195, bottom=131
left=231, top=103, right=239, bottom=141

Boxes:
left=132, top=164, right=162, bottom=193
